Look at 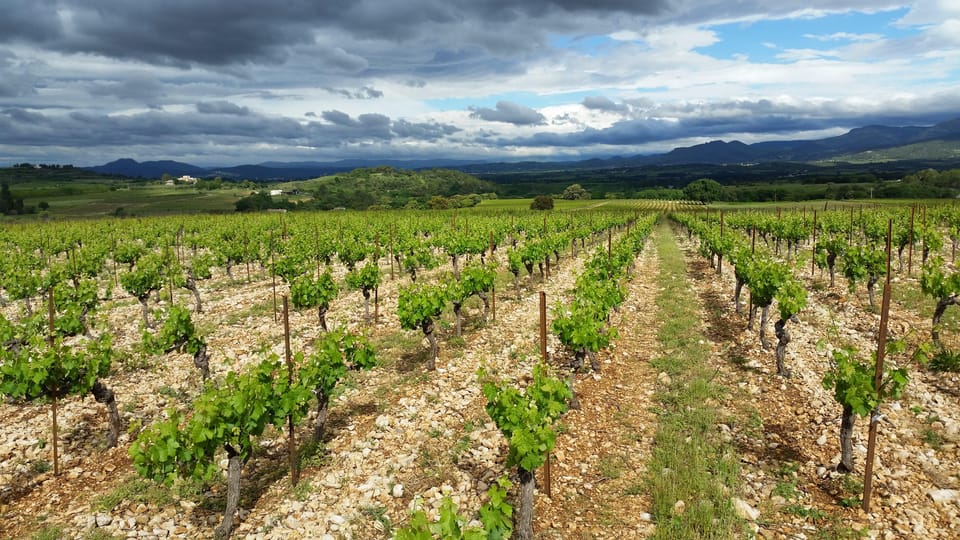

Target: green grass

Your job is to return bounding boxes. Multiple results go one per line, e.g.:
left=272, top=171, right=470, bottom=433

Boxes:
left=15, top=183, right=248, bottom=219
left=644, top=222, right=742, bottom=539
left=90, top=476, right=176, bottom=512
left=30, top=525, right=66, bottom=540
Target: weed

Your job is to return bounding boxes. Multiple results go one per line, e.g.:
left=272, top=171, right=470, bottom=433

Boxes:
left=450, top=436, right=471, bottom=465
left=156, top=385, right=185, bottom=400
left=930, top=349, right=960, bottom=372
left=30, top=460, right=52, bottom=474
left=361, top=506, right=393, bottom=536
left=783, top=504, right=828, bottom=521
left=91, top=476, right=175, bottom=512
left=772, top=480, right=798, bottom=500
left=599, top=455, right=626, bottom=480
left=839, top=475, right=863, bottom=507
left=84, top=530, right=122, bottom=540
left=923, top=428, right=944, bottom=450
left=30, top=525, right=65, bottom=540
left=291, top=479, right=313, bottom=501
left=623, top=483, right=645, bottom=496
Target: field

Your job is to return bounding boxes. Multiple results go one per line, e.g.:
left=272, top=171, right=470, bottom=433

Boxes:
left=1, top=204, right=959, bottom=540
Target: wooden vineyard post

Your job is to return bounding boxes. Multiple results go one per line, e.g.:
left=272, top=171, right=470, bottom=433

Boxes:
left=848, top=207, right=854, bottom=244
left=908, top=205, right=916, bottom=276
left=389, top=222, right=395, bottom=280
left=271, top=233, right=278, bottom=324
left=811, top=210, right=818, bottom=277
left=863, top=219, right=893, bottom=513
left=492, top=286, right=496, bottom=322
left=718, top=211, right=724, bottom=276
left=539, top=291, right=552, bottom=498
left=48, top=290, right=59, bottom=477
left=374, top=234, right=380, bottom=324
left=607, top=229, right=612, bottom=261
left=922, top=205, right=927, bottom=264
left=282, top=296, right=299, bottom=486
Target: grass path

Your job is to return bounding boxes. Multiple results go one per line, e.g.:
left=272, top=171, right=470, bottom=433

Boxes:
left=644, top=221, right=744, bottom=539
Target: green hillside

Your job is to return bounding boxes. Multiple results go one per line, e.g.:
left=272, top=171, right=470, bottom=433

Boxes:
left=829, top=140, right=960, bottom=163
left=277, top=166, right=498, bottom=209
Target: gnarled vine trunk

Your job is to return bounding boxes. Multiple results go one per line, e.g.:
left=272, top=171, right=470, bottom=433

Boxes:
left=91, top=381, right=120, bottom=448
left=773, top=318, right=791, bottom=377
left=214, top=450, right=243, bottom=539
left=478, top=291, right=490, bottom=322
left=867, top=276, right=878, bottom=309
left=318, top=305, right=329, bottom=332
left=185, top=274, right=203, bottom=313
left=838, top=404, right=856, bottom=473
left=586, top=349, right=600, bottom=373
left=313, top=390, right=331, bottom=442
left=193, top=343, right=210, bottom=381
left=453, top=302, right=463, bottom=337
left=424, top=321, right=437, bottom=370
left=138, top=295, right=152, bottom=329
left=759, top=305, right=771, bottom=350
left=362, top=289, right=371, bottom=322
left=932, top=297, right=957, bottom=347
left=515, top=467, right=536, bottom=540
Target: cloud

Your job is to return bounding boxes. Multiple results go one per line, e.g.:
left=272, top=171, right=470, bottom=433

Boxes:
left=1, top=0, right=959, bottom=166
left=321, top=86, right=384, bottom=99
left=804, top=32, right=883, bottom=42
left=470, top=101, right=546, bottom=125
left=500, top=93, right=960, bottom=149
left=89, top=76, right=165, bottom=102
left=582, top=96, right=629, bottom=112
left=196, top=101, right=252, bottom=116
left=0, top=0, right=63, bottom=43
left=391, top=119, right=460, bottom=140
left=321, top=110, right=356, bottom=126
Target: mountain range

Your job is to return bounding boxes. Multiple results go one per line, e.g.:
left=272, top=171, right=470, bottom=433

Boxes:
left=85, top=117, right=960, bottom=181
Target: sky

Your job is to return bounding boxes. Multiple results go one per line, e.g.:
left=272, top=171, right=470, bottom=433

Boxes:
left=0, top=0, right=958, bottom=167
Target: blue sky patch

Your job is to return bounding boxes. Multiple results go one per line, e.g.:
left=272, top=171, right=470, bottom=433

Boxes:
left=697, top=7, right=916, bottom=63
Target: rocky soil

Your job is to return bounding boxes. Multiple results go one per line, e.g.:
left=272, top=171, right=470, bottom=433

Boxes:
left=1, top=223, right=958, bottom=539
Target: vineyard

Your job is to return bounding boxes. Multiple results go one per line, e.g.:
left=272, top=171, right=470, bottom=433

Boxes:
left=0, top=201, right=959, bottom=539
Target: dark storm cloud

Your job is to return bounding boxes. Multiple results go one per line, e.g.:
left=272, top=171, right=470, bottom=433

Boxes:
left=470, top=101, right=546, bottom=125
left=196, top=101, right=252, bottom=116
left=0, top=1, right=673, bottom=70
left=0, top=105, right=459, bottom=153
left=88, top=77, right=165, bottom=102
left=582, top=96, right=629, bottom=113
left=321, top=86, right=384, bottom=99
left=321, top=110, right=356, bottom=126
left=391, top=119, right=461, bottom=140
left=503, top=95, right=960, bottom=148
left=0, top=0, right=63, bottom=42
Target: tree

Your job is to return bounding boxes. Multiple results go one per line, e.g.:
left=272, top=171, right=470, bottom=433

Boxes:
left=561, top=184, right=591, bottom=200
left=683, top=178, right=725, bottom=203
left=0, top=182, right=23, bottom=214
left=530, top=195, right=554, bottom=210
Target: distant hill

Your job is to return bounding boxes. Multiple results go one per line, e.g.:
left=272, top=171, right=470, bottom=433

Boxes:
left=83, top=117, right=960, bottom=180
left=87, top=159, right=208, bottom=178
